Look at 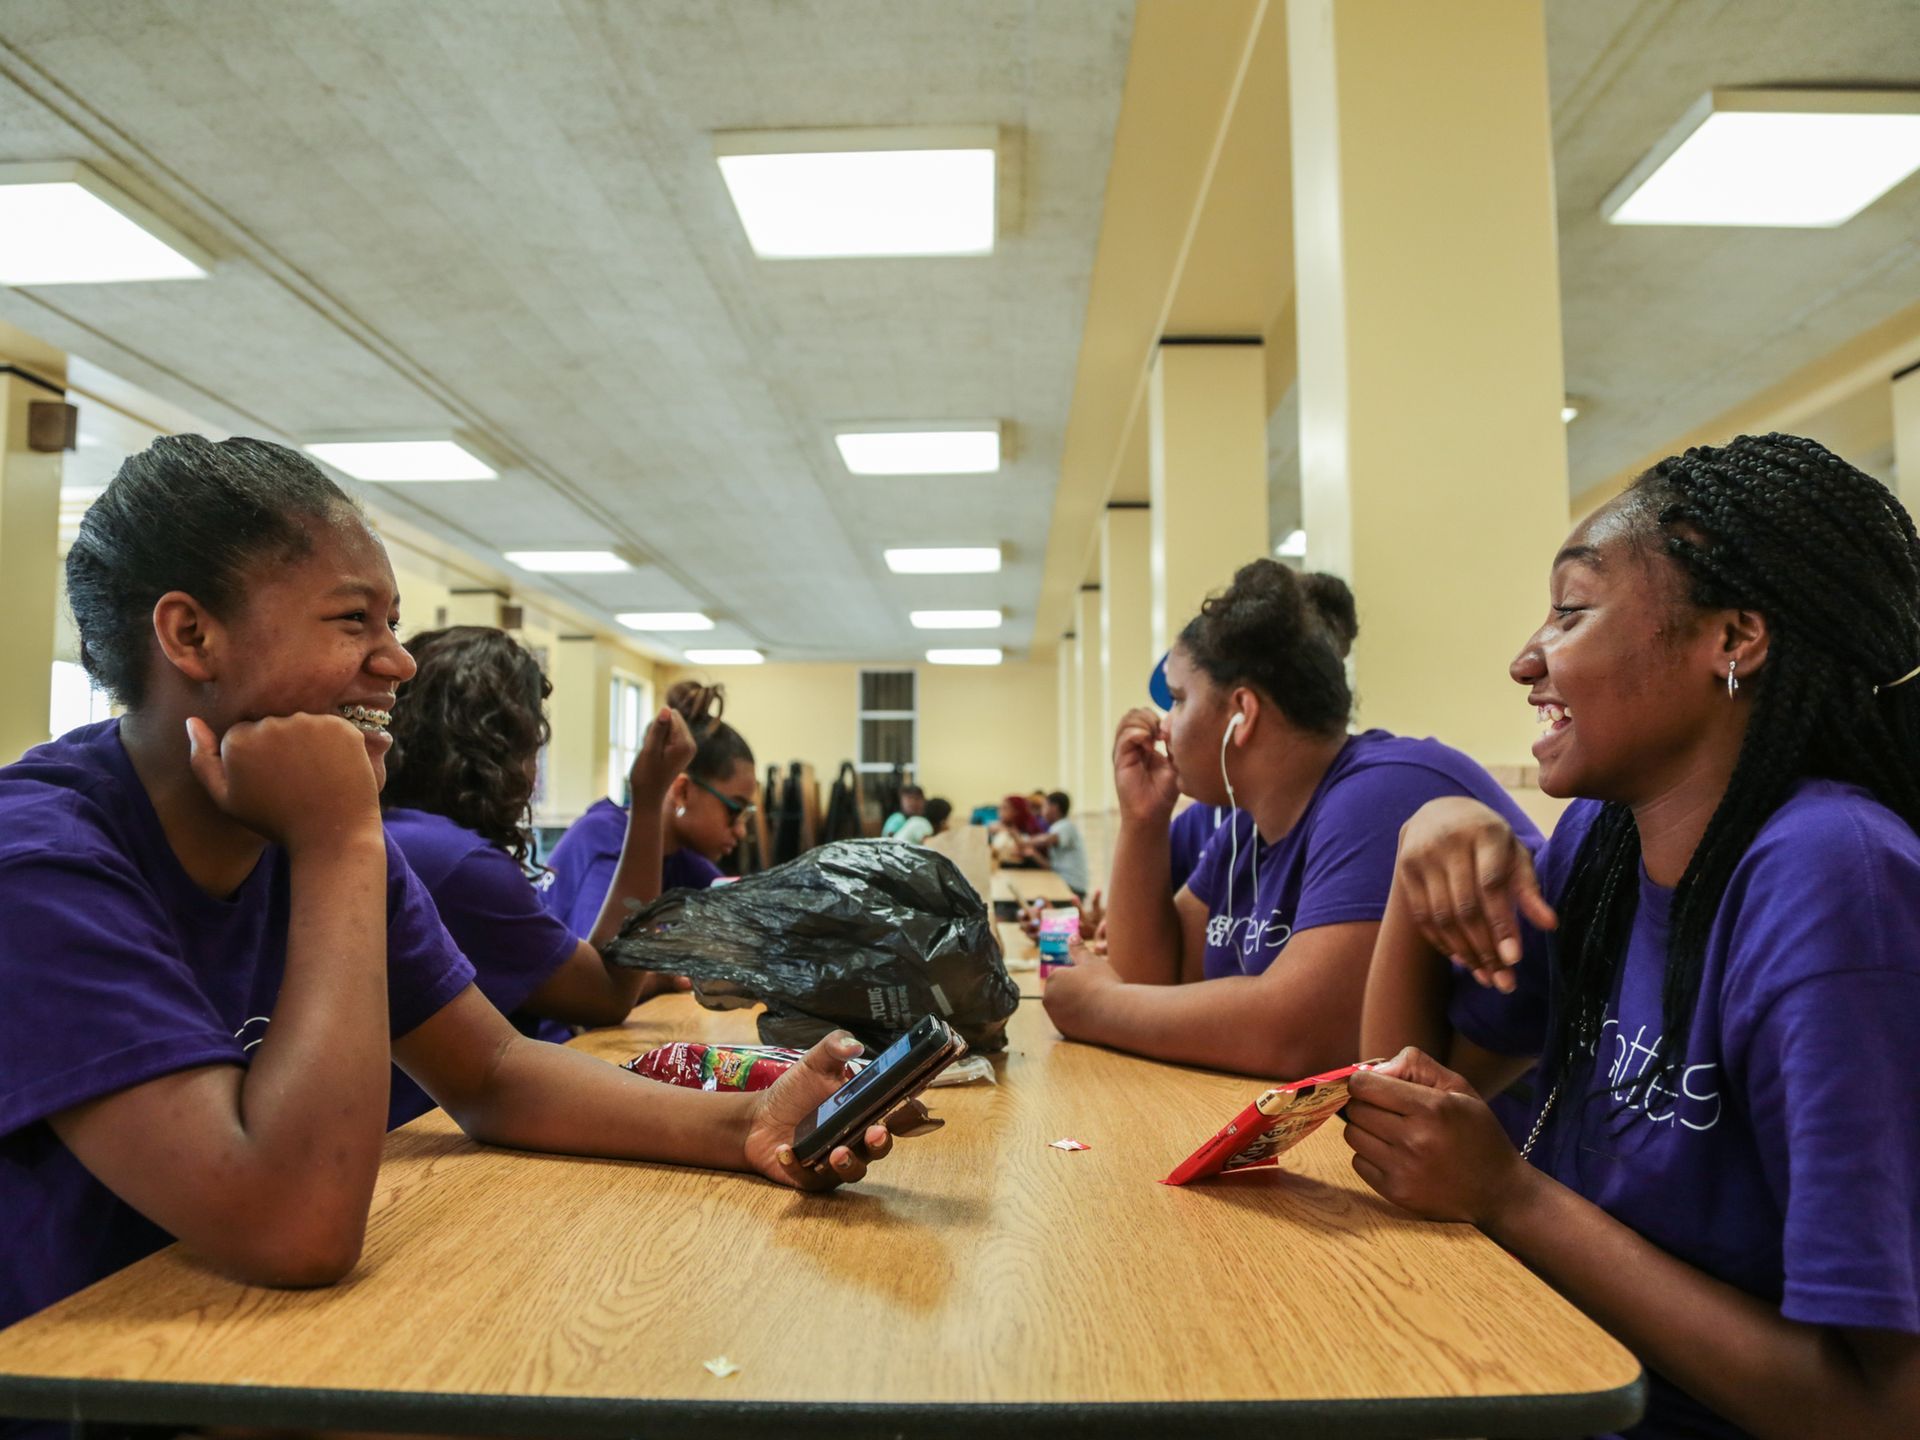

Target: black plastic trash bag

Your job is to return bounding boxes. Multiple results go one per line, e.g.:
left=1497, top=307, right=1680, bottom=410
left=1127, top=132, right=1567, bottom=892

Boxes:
left=603, top=838, right=1018, bottom=1053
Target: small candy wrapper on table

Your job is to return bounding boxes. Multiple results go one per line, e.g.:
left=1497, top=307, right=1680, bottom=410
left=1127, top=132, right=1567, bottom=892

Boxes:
left=1049, top=1137, right=1091, bottom=1152
left=1161, top=1062, right=1374, bottom=1185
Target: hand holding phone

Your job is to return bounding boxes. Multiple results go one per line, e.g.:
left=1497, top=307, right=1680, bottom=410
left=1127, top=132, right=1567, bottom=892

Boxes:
left=791, top=1015, right=964, bottom=1169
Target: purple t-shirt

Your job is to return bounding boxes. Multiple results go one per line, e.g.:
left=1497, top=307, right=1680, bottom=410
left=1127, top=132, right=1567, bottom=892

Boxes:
left=383, top=807, right=580, bottom=1127
left=542, top=797, right=722, bottom=939
left=1450, top=784, right=1920, bottom=1440
left=0, top=721, right=475, bottom=1339
left=1185, top=731, right=1540, bottom=980
left=1169, top=803, right=1230, bottom=892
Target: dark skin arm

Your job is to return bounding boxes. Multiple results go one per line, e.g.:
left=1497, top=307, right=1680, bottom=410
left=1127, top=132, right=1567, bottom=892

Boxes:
left=1041, top=922, right=1375, bottom=1079
left=521, top=708, right=695, bottom=1027
left=1345, top=1049, right=1920, bottom=1439
left=394, top=985, right=927, bottom=1189
left=51, top=714, right=394, bottom=1286
left=1104, top=707, right=1190, bottom=985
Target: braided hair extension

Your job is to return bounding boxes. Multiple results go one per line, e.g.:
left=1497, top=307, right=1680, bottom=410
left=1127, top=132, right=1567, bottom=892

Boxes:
left=1543, top=434, right=1920, bottom=1116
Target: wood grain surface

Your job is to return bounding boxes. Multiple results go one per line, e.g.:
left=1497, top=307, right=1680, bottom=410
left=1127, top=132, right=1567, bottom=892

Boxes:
left=0, top=998, right=1640, bottom=1433
left=1001, top=869, right=1078, bottom=905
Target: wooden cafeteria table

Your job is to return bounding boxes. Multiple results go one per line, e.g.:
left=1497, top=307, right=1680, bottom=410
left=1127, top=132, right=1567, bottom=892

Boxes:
left=0, top=998, right=1643, bottom=1438
left=997, top=867, right=1078, bottom=905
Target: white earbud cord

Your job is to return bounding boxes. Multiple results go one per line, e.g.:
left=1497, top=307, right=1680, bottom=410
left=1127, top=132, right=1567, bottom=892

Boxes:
left=1220, top=714, right=1256, bottom=953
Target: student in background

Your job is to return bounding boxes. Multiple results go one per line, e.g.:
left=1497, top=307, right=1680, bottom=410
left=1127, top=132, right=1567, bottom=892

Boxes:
left=893, top=797, right=952, bottom=844
left=1348, top=435, right=1920, bottom=1439
left=0, top=437, right=921, bottom=1349
left=1019, top=791, right=1090, bottom=898
left=989, top=793, right=1042, bottom=865
left=544, top=684, right=757, bottom=937
left=380, top=626, right=693, bottom=1127
left=882, top=785, right=926, bottom=837
left=1042, top=558, right=1539, bottom=1080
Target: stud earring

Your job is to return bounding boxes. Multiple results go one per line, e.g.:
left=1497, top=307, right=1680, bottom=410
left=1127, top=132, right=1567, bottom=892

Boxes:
left=675, top=806, right=687, bottom=817
left=1727, top=659, right=1739, bottom=698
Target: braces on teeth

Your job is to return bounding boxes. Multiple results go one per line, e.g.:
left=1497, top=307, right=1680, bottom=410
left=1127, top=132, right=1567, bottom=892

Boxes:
left=339, top=704, right=392, bottom=731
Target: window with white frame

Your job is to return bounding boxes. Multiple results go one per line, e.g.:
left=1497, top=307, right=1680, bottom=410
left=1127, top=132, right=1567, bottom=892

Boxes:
left=857, top=669, right=916, bottom=775
left=607, top=672, right=653, bottom=801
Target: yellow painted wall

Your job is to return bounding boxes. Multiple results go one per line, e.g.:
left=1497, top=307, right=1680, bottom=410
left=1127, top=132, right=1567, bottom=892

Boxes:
left=657, top=660, right=1061, bottom=816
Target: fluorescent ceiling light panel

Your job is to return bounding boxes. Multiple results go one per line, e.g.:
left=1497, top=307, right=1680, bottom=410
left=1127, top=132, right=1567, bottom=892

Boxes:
left=835, top=428, right=1001, bottom=476
left=303, top=439, right=497, bottom=482
left=927, top=648, right=1003, bottom=666
left=505, top=550, right=629, bottom=573
left=910, top=609, right=1003, bottom=630
left=885, top=546, right=1002, bottom=574
left=617, top=612, right=715, bottom=632
left=715, top=127, right=997, bottom=258
left=0, top=162, right=211, bottom=285
left=684, top=649, right=764, bottom=666
left=1275, top=529, right=1307, bottom=559
left=1603, top=90, right=1920, bottom=228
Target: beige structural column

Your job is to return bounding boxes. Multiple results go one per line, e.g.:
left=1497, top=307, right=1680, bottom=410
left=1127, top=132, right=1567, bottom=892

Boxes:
left=444, top=587, right=508, bottom=628
left=0, top=365, right=67, bottom=762
left=1075, top=585, right=1106, bottom=812
left=1100, top=503, right=1153, bottom=810
left=1288, top=0, right=1568, bottom=768
left=1147, top=342, right=1270, bottom=654
left=1057, top=634, right=1080, bottom=793
left=1894, top=363, right=1920, bottom=524
left=548, top=634, right=614, bottom=818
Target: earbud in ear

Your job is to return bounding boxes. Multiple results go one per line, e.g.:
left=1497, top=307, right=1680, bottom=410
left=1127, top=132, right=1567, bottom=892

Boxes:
left=1225, top=713, right=1245, bottom=735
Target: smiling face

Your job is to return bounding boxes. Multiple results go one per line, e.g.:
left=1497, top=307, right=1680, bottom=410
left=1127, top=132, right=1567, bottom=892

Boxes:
left=1513, top=504, right=1726, bottom=803
left=200, top=513, right=415, bottom=789
left=1160, top=643, right=1235, bottom=806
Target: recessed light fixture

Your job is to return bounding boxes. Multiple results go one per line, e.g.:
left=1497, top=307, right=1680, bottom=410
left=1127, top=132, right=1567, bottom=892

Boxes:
left=910, top=609, right=1003, bottom=630
left=927, top=648, right=1004, bottom=666
left=835, top=426, right=1002, bottom=476
left=885, top=546, right=1003, bottom=575
left=715, top=127, right=997, bottom=258
left=617, top=612, right=715, bottom=632
left=505, top=550, right=630, bottom=573
left=303, top=437, right=497, bottom=482
left=684, top=648, right=764, bottom=666
left=1602, top=90, right=1920, bottom=228
left=0, top=162, right=211, bottom=285
left=1275, top=529, right=1307, bottom=559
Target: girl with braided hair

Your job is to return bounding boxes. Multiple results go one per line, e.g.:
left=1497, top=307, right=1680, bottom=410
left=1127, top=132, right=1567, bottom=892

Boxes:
left=1349, top=433, right=1920, bottom=1438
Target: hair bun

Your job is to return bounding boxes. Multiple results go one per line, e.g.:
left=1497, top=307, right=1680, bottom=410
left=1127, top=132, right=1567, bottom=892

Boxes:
left=665, top=679, right=725, bottom=728
left=1300, top=573, right=1359, bottom=657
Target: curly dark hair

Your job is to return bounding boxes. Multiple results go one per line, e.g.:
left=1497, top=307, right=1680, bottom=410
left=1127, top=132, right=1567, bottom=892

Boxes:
left=383, top=626, right=553, bottom=865
left=1178, top=558, right=1359, bottom=736
left=66, top=435, right=356, bottom=707
left=1542, top=433, right=1920, bottom=1133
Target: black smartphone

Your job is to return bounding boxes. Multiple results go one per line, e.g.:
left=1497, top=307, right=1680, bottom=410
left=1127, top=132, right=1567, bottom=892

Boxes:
left=789, top=1014, right=963, bottom=1167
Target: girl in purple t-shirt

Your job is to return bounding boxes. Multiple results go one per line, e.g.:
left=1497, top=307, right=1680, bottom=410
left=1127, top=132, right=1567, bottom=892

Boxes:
left=0, top=436, right=924, bottom=1341
left=542, top=682, right=757, bottom=939
left=1041, top=557, right=1537, bottom=1079
left=1351, top=434, right=1920, bottom=1438
left=379, top=626, right=697, bottom=1128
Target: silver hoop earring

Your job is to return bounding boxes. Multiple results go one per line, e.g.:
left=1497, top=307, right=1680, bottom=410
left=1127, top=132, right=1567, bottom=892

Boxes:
left=1727, top=660, right=1739, bottom=699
